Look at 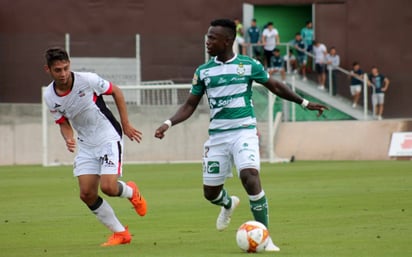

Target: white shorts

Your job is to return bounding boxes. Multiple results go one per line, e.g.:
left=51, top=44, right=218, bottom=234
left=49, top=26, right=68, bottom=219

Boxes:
left=73, top=140, right=123, bottom=177
left=202, top=129, right=260, bottom=186
left=372, top=93, right=385, bottom=105
left=350, top=84, right=362, bottom=95
left=236, top=36, right=245, bottom=45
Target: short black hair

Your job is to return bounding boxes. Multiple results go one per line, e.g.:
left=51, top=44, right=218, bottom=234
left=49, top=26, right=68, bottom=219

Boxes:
left=45, top=47, right=69, bottom=67
left=210, top=19, right=236, bottom=40
left=353, top=61, right=359, bottom=66
left=267, top=21, right=273, bottom=26
left=273, top=48, right=280, bottom=53
left=306, top=20, right=312, bottom=25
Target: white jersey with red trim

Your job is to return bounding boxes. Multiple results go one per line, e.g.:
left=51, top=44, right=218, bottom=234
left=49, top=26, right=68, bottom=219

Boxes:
left=44, top=72, right=122, bottom=147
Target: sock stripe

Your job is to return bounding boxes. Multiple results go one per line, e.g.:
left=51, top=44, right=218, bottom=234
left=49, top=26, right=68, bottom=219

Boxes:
left=88, top=196, right=103, bottom=211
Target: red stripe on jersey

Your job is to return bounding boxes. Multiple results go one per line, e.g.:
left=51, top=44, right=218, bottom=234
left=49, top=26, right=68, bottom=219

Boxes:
left=93, top=93, right=98, bottom=102
left=104, top=82, right=113, bottom=95
left=55, top=116, right=67, bottom=124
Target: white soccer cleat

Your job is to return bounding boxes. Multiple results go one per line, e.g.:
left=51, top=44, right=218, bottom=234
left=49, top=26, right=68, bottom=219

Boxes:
left=216, top=196, right=240, bottom=231
left=265, top=236, right=280, bottom=252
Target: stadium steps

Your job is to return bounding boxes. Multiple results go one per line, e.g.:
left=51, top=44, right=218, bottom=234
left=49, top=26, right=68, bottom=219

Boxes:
left=284, top=74, right=374, bottom=120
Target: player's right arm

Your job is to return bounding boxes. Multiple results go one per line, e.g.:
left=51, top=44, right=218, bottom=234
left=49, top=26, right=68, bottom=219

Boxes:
left=154, top=93, right=202, bottom=139
left=58, top=119, right=76, bottom=152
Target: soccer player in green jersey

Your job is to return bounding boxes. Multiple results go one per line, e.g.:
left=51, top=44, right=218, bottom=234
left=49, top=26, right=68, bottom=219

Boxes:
left=154, top=19, right=327, bottom=252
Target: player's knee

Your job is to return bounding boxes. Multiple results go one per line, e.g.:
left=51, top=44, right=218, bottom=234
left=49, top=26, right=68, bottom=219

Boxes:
left=79, top=191, right=98, bottom=205
left=100, top=183, right=118, bottom=196
left=240, top=168, right=261, bottom=194
left=203, top=186, right=221, bottom=201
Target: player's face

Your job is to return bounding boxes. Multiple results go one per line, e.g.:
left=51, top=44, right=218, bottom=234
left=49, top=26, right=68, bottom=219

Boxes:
left=371, top=68, right=379, bottom=76
left=206, top=26, right=230, bottom=56
left=46, top=60, right=71, bottom=86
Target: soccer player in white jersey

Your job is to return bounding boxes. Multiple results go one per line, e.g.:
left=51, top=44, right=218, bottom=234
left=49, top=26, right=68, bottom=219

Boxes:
left=154, top=19, right=328, bottom=252
left=43, top=47, right=147, bottom=247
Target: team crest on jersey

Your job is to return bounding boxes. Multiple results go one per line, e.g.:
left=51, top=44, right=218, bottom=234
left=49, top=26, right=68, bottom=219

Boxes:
left=237, top=62, right=245, bottom=76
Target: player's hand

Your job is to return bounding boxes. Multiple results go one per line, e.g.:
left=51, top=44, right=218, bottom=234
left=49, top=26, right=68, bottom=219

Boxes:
left=66, top=138, right=76, bottom=153
left=307, top=102, right=329, bottom=117
left=154, top=124, right=169, bottom=139
left=123, top=123, right=142, bottom=143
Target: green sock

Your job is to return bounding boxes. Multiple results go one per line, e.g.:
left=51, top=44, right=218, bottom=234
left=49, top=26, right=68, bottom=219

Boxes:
left=249, top=194, right=269, bottom=228
left=211, top=188, right=232, bottom=209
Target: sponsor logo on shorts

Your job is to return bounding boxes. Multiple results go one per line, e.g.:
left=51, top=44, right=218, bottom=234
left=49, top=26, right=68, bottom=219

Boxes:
left=100, top=154, right=116, bottom=168
left=207, top=161, right=220, bottom=174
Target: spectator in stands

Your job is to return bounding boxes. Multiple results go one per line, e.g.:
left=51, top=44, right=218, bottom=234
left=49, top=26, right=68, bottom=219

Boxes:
left=368, top=66, right=390, bottom=120
left=312, top=40, right=328, bottom=90
left=262, top=22, right=280, bottom=68
left=301, top=21, right=314, bottom=52
left=247, top=18, right=262, bottom=61
left=289, top=32, right=307, bottom=81
left=349, top=62, right=364, bottom=108
left=268, top=48, right=286, bottom=84
left=234, top=18, right=245, bottom=54
left=326, top=47, right=340, bottom=95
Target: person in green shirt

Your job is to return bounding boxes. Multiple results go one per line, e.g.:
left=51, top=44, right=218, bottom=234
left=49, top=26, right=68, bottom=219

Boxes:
left=155, top=18, right=327, bottom=252
left=300, top=20, right=314, bottom=52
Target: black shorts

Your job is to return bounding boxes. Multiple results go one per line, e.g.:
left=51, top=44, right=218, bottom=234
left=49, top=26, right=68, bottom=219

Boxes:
left=315, top=63, right=326, bottom=74
left=264, top=49, right=273, bottom=65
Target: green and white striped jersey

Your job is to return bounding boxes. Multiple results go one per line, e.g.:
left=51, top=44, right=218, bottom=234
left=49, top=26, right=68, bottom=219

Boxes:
left=191, top=54, right=269, bottom=135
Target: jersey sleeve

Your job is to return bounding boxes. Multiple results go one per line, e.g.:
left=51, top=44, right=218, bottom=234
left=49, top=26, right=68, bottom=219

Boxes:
left=44, top=90, right=66, bottom=124
left=87, top=72, right=112, bottom=96
left=189, top=68, right=205, bottom=96
left=251, top=59, right=270, bottom=84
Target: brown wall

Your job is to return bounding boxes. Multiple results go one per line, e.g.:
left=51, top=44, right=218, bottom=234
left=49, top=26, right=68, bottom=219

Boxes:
left=0, top=0, right=410, bottom=118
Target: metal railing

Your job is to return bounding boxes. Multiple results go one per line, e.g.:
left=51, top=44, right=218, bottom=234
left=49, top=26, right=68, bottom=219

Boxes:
left=240, top=42, right=374, bottom=120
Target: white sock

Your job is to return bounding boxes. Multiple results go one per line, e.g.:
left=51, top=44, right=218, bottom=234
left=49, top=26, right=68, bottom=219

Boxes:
left=92, top=198, right=125, bottom=232
left=249, top=190, right=265, bottom=201
left=118, top=181, right=133, bottom=198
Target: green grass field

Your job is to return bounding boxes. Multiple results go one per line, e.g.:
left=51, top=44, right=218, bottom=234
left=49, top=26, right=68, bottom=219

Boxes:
left=0, top=161, right=411, bottom=257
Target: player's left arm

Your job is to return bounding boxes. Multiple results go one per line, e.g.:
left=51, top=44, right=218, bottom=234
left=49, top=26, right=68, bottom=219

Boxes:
left=110, top=84, right=142, bottom=143
left=253, top=59, right=328, bottom=116
left=262, top=78, right=328, bottom=116
left=382, top=77, right=390, bottom=92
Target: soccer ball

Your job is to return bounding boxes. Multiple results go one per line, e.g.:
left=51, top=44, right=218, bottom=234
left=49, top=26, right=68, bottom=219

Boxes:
left=236, top=221, right=269, bottom=253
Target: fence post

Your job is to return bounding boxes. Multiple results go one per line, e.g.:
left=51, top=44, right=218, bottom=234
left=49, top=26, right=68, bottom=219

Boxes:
left=328, top=66, right=333, bottom=96
left=286, top=44, right=291, bottom=74
left=291, top=75, right=296, bottom=122
left=65, top=33, right=70, bottom=55
left=363, top=73, right=368, bottom=120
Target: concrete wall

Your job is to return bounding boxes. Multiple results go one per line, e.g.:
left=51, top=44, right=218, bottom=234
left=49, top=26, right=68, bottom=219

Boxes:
left=275, top=120, right=412, bottom=161
left=1, top=104, right=411, bottom=166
